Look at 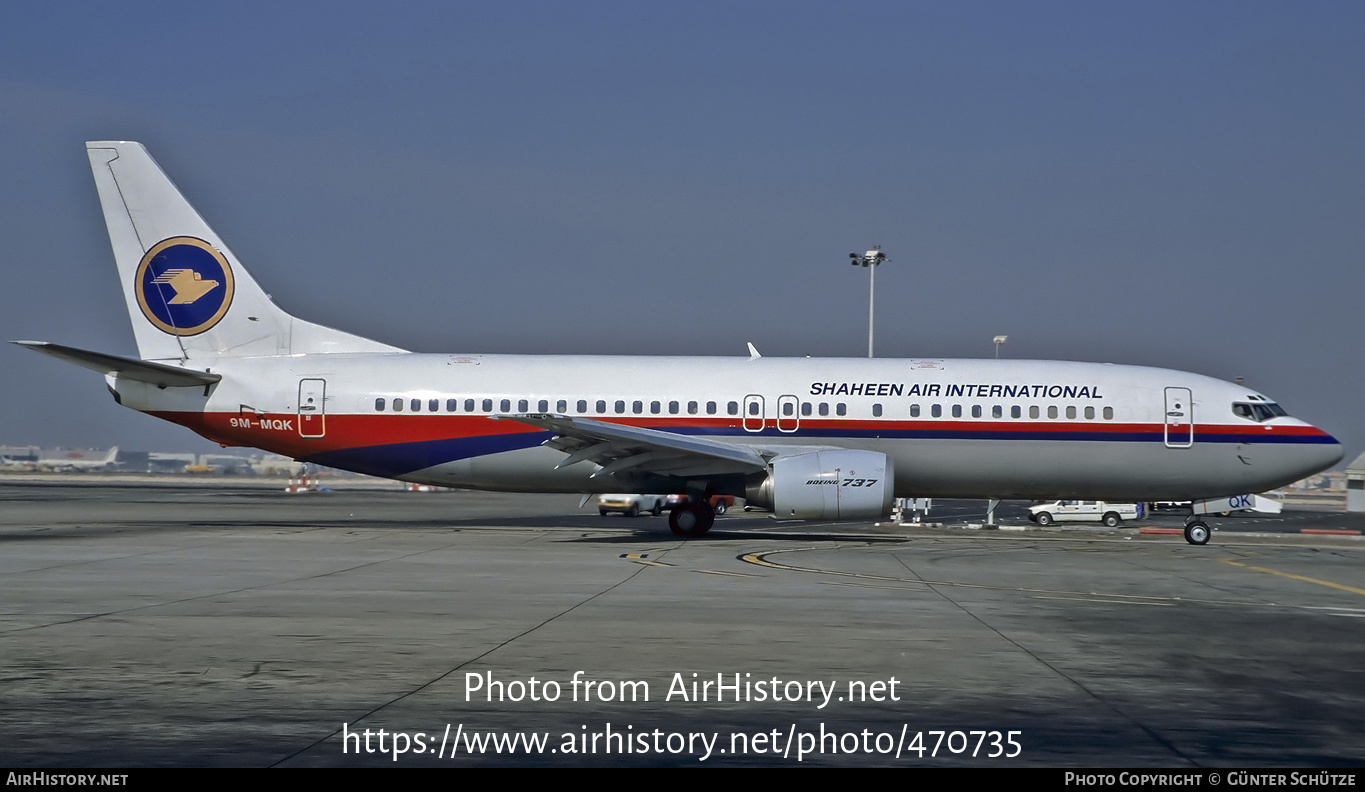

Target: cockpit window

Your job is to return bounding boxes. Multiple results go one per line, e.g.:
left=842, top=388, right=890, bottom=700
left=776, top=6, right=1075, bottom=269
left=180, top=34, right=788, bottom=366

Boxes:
left=1233, top=402, right=1287, bottom=422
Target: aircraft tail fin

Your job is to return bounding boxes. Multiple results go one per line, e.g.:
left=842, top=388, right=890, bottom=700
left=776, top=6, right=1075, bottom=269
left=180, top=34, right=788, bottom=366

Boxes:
left=85, top=141, right=404, bottom=362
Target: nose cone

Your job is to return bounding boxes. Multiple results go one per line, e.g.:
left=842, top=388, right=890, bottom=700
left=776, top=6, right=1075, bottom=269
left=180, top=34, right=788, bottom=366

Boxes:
left=1305, top=427, right=1345, bottom=476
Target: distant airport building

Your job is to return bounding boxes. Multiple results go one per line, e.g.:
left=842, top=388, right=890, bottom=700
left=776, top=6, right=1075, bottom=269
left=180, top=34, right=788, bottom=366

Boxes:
left=1348, top=451, right=1365, bottom=512
left=148, top=452, right=195, bottom=474
left=119, top=450, right=150, bottom=472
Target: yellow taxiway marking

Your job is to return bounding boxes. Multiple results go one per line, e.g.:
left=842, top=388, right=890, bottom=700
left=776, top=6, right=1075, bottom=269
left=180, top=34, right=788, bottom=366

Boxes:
left=1220, top=559, right=1365, bottom=597
left=630, top=559, right=672, bottom=568
left=694, top=569, right=764, bottom=578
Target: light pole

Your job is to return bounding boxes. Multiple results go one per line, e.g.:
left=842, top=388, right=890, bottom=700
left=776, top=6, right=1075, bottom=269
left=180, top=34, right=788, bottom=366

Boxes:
left=849, top=246, right=888, bottom=357
left=993, top=335, right=1008, bottom=359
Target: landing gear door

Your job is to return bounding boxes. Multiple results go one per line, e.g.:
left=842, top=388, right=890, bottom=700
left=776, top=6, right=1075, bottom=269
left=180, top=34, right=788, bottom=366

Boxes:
left=743, top=394, right=765, bottom=433
left=1164, top=387, right=1193, bottom=448
left=299, top=378, right=326, bottom=438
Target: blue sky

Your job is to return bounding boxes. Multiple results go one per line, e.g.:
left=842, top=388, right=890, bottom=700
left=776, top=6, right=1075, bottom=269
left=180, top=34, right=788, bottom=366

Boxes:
left=1, top=1, right=1362, bottom=460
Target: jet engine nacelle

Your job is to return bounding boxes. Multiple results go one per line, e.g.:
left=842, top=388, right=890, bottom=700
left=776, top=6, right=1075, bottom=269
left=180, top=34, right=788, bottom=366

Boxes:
left=746, top=450, right=894, bottom=520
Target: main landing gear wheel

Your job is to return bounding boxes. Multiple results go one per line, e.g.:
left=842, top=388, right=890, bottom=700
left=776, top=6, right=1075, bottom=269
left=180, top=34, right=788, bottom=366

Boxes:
left=1184, top=520, right=1211, bottom=545
left=668, top=501, right=715, bottom=537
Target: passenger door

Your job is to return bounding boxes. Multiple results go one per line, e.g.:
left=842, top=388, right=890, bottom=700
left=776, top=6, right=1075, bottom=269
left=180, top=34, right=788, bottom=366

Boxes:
left=1164, top=387, right=1193, bottom=448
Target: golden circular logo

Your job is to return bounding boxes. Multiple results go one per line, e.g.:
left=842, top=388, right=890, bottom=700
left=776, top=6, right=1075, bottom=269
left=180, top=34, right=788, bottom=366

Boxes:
left=135, top=237, right=235, bottom=336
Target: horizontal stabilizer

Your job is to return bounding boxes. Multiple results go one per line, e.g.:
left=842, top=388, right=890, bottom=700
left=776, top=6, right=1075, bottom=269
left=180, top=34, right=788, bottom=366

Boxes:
left=14, top=341, right=221, bottom=388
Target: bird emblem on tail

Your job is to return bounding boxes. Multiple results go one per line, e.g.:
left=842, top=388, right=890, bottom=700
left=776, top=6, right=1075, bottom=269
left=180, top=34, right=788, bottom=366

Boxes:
left=151, top=268, right=220, bottom=304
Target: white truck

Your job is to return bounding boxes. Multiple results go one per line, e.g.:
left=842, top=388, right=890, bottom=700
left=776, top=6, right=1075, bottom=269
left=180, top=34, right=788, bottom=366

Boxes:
left=598, top=494, right=668, bottom=517
left=1028, top=501, right=1140, bottom=527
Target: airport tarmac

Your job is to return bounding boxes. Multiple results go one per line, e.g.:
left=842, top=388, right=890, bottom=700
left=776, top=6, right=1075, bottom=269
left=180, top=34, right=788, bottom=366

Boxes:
left=2, top=482, right=1363, bottom=767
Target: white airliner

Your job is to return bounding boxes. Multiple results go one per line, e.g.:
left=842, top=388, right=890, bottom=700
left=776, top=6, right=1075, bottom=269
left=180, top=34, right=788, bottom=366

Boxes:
left=38, top=446, right=119, bottom=472
left=17, top=142, right=1343, bottom=543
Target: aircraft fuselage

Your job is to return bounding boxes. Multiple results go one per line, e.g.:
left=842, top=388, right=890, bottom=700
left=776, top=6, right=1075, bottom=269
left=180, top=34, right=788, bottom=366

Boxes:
left=109, top=352, right=1340, bottom=501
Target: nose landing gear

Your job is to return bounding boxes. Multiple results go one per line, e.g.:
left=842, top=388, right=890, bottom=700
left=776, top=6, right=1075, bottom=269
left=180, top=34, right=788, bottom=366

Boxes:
left=1183, top=515, right=1211, bottom=545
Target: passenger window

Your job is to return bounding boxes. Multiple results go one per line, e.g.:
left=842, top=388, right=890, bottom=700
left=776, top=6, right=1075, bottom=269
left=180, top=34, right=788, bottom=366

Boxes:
left=498, top=399, right=509, bottom=412
left=688, top=401, right=698, bottom=415
left=411, top=399, right=421, bottom=412
left=482, top=398, right=493, bottom=412
left=727, top=401, right=739, bottom=415
left=633, top=400, right=643, bottom=414
left=707, top=401, right=717, bottom=414
left=447, top=398, right=457, bottom=412
left=375, top=398, right=385, bottom=411
left=577, top=400, right=587, bottom=413
left=931, top=404, right=942, bottom=417
left=836, top=403, right=847, bottom=416
left=910, top=404, right=920, bottom=417
left=650, top=401, right=661, bottom=414
left=1010, top=406, right=1020, bottom=419
left=784, top=401, right=795, bottom=416
left=465, top=399, right=475, bottom=412
left=393, top=399, right=403, bottom=412
left=993, top=405, right=1003, bottom=419
left=872, top=403, right=882, bottom=417
left=517, top=399, right=528, bottom=412
left=595, top=400, right=605, bottom=413
left=669, top=401, right=679, bottom=414
left=428, top=399, right=439, bottom=412
left=615, top=400, right=626, bottom=414
left=1084, top=406, right=1095, bottom=420
left=952, top=405, right=962, bottom=418
left=1029, top=406, right=1039, bottom=419
left=1066, top=406, right=1076, bottom=419
left=801, top=402, right=812, bottom=417
left=819, top=402, right=829, bottom=416
left=971, top=405, right=982, bottom=418
left=1047, top=406, right=1058, bottom=419
left=1103, top=406, right=1113, bottom=420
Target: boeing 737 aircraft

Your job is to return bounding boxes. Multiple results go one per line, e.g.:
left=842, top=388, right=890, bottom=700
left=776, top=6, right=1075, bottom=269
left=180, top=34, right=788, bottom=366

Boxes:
left=38, top=446, right=120, bottom=472
left=18, top=142, right=1344, bottom=543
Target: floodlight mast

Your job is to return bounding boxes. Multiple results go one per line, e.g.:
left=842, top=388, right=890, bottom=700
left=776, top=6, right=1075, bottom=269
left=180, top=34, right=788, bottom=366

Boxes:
left=849, top=247, right=888, bottom=357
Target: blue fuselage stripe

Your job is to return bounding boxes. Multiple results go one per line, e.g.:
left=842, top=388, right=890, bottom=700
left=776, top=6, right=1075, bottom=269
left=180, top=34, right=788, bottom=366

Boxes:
left=301, top=424, right=1337, bottom=479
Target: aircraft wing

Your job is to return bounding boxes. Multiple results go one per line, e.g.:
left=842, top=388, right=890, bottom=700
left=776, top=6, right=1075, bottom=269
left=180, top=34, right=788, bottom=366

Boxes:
left=496, top=413, right=779, bottom=478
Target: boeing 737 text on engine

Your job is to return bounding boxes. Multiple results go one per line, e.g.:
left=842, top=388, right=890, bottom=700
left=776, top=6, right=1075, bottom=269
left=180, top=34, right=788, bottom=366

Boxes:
left=17, top=142, right=1343, bottom=543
